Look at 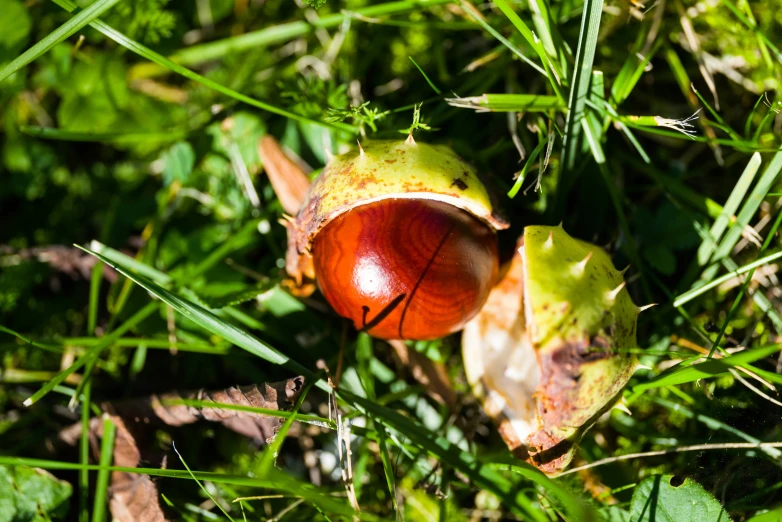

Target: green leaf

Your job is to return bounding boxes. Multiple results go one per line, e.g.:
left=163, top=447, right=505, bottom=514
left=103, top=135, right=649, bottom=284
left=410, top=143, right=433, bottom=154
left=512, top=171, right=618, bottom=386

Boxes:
left=0, top=465, right=72, bottom=521
left=485, top=457, right=595, bottom=521
left=161, top=141, right=195, bottom=186
left=56, top=57, right=133, bottom=132
left=0, top=0, right=32, bottom=63
left=630, top=475, right=731, bottom=522
left=644, top=244, right=677, bottom=275
left=599, top=506, right=632, bottom=522
left=207, top=111, right=266, bottom=169
left=748, top=508, right=782, bottom=522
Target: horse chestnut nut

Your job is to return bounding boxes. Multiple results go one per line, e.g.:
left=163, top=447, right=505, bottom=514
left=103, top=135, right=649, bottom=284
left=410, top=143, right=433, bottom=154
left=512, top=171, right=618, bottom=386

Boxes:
left=285, top=140, right=508, bottom=340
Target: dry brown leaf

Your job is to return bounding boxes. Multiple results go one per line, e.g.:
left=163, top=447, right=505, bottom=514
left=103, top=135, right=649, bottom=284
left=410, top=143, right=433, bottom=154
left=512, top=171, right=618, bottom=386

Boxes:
left=107, top=377, right=306, bottom=442
left=258, top=135, right=311, bottom=216
left=0, top=245, right=117, bottom=282
left=96, top=415, right=169, bottom=522
left=60, top=378, right=306, bottom=521
left=259, top=135, right=317, bottom=296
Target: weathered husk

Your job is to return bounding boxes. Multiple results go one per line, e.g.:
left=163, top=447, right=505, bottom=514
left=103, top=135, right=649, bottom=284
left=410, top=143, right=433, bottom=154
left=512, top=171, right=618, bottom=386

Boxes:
left=463, top=225, right=639, bottom=474
left=285, top=139, right=509, bottom=286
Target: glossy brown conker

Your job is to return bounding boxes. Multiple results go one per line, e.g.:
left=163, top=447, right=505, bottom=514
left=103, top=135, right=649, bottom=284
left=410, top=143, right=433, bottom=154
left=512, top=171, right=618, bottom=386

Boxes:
left=312, top=198, right=499, bottom=340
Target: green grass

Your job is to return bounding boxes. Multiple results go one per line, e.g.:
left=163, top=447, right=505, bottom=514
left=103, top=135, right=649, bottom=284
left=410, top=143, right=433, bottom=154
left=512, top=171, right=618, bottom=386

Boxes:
left=91, top=416, right=115, bottom=522
left=0, top=0, right=124, bottom=82
left=1, top=0, right=782, bottom=519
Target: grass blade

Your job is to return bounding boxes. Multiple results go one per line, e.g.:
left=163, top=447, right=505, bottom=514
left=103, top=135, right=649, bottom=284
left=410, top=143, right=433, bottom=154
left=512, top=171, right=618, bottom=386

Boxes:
left=355, top=334, right=398, bottom=515
left=92, top=415, right=116, bottom=522
left=491, top=0, right=565, bottom=101
left=79, top=380, right=92, bottom=522
left=90, top=241, right=172, bottom=286
left=22, top=302, right=158, bottom=407
left=525, top=0, right=568, bottom=66
left=258, top=379, right=315, bottom=474
left=409, top=56, right=441, bottom=95
left=0, top=0, right=123, bottom=83
left=674, top=249, right=782, bottom=307
left=610, top=38, right=660, bottom=106
left=0, top=457, right=366, bottom=519
left=486, top=458, right=594, bottom=520
left=76, top=245, right=330, bottom=392
left=508, top=136, right=547, bottom=198
left=163, top=398, right=332, bottom=427
left=173, top=442, right=236, bottom=522
left=560, top=0, right=603, bottom=172
left=21, top=126, right=188, bottom=143
left=706, top=148, right=782, bottom=267
left=455, top=0, right=548, bottom=78
left=87, top=261, right=103, bottom=336
left=340, top=390, right=549, bottom=522
left=688, top=147, right=782, bottom=333
left=632, top=343, right=782, bottom=394
left=719, top=0, right=782, bottom=64
left=696, top=153, right=762, bottom=265
left=132, top=0, right=453, bottom=77
left=707, top=207, right=782, bottom=356
left=446, top=93, right=564, bottom=112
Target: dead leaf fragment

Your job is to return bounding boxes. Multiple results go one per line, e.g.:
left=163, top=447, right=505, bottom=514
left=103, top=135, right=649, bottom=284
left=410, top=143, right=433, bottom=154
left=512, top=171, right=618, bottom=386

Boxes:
left=258, top=135, right=311, bottom=215
left=60, top=378, right=306, bottom=521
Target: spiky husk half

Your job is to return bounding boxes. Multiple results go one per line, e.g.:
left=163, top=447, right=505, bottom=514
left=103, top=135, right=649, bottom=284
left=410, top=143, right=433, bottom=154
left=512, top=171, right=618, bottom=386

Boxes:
left=463, top=225, right=640, bottom=474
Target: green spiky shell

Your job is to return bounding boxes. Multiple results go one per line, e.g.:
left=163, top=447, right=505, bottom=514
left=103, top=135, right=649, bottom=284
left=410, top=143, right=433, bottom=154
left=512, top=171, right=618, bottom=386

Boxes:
left=463, top=225, right=640, bottom=474
left=523, top=226, right=638, bottom=350
left=285, top=140, right=508, bottom=284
